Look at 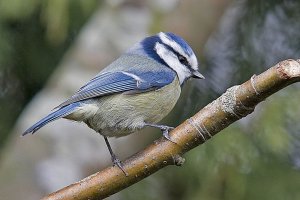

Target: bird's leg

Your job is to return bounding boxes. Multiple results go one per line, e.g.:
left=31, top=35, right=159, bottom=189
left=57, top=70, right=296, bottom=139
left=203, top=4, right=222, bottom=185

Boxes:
left=144, top=123, right=175, bottom=142
left=103, top=136, right=128, bottom=176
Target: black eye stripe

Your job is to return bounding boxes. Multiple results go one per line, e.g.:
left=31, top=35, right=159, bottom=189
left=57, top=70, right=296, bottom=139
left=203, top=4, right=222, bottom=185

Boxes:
left=171, top=49, right=190, bottom=67
left=178, top=55, right=188, bottom=65
left=158, top=42, right=192, bottom=68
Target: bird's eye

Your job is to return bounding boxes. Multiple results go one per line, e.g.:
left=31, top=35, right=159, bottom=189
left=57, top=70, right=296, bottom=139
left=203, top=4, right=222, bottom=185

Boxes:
left=178, top=55, right=189, bottom=66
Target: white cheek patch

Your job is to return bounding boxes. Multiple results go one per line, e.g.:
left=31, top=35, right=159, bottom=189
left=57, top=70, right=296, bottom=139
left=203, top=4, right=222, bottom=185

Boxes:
left=154, top=42, right=190, bottom=84
left=158, top=32, right=199, bottom=71
left=189, top=54, right=198, bottom=71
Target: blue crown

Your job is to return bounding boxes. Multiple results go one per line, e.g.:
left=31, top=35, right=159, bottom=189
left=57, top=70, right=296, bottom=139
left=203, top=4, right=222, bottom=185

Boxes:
left=140, top=34, right=166, bottom=65
left=140, top=32, right=194, bottom=66
left=164, top=32, right=194, bottom=56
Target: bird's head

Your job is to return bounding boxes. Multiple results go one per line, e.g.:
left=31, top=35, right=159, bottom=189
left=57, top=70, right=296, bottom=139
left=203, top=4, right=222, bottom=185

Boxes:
left=129, top=32, right=204, bottom=84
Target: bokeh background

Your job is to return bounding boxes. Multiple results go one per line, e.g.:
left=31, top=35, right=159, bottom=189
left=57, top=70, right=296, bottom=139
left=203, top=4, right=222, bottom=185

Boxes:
left=1, top=0, right=300, bottom=199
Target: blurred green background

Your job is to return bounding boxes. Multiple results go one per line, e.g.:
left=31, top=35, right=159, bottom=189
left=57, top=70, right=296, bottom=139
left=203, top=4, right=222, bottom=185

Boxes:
left=0, top=0, right=98, bottom=146
left=0, top=0, right=300, bottom=200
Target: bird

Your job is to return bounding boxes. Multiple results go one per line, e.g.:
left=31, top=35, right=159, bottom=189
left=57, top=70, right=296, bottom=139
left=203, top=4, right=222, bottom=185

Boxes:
left=22, top=32, right=205, bottom=174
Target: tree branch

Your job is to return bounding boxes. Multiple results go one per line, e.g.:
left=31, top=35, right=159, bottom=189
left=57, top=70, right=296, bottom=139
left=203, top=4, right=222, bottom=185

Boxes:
left=43, top=59, right=300, bottom=200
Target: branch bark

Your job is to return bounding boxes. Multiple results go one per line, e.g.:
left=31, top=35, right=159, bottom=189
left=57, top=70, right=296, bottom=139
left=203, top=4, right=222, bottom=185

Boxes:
left=43, top=59, right=300, bottom=200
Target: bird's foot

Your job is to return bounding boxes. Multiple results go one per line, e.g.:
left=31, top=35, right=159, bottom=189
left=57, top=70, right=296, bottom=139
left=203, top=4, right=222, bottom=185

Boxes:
left=103, top=136, right=128, bottom=176
left=144, top=123, right=176, bottom=143
left=111, top=153, right=128, bottom=176
left=160, top=125, right=175, bottom=142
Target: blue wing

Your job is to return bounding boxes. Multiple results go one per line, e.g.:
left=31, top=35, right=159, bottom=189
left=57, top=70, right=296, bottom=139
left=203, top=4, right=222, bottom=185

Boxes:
left=57, top=70, right=176, bottom=108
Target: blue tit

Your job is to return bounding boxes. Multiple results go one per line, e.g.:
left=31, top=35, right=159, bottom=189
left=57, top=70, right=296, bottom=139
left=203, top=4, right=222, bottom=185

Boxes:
left=23, top=32, right=204, bottom=174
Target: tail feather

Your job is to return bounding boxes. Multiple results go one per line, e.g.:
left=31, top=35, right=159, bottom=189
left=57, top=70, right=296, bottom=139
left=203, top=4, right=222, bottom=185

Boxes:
left=22, top=102, right=80, bottom=136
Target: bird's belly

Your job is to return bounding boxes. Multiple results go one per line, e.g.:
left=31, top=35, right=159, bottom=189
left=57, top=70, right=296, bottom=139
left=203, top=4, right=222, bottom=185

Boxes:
left=81, top=77, right=181, bottom=137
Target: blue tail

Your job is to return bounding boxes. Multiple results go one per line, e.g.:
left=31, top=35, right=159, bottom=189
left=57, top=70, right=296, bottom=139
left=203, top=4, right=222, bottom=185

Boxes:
left=22, top=102, right=80, bottom=136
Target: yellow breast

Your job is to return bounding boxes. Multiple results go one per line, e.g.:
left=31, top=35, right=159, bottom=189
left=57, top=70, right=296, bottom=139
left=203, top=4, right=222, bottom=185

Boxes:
left=128, top=76, right=181, bottom=124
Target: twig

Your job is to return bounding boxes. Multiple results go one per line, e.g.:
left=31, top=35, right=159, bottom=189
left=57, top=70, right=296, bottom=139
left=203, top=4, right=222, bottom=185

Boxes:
left=43, top=59, right=300, bottom=200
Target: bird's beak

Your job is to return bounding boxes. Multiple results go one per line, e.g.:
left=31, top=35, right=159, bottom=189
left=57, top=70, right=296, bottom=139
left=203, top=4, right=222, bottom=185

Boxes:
left=192, top=70, right=205, bottom=79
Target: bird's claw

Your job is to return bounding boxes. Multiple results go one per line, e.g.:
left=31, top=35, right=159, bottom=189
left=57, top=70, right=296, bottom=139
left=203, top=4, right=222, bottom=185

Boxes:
left=144, top=123, right=176, bottom=143
left=161, top=126, right=176, bottom=143
left=111, top=154, right=128, bottom=176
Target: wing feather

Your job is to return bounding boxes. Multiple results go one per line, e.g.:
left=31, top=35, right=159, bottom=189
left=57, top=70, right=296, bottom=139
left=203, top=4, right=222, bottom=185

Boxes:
left=57, top=70, right=176, bottom=108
